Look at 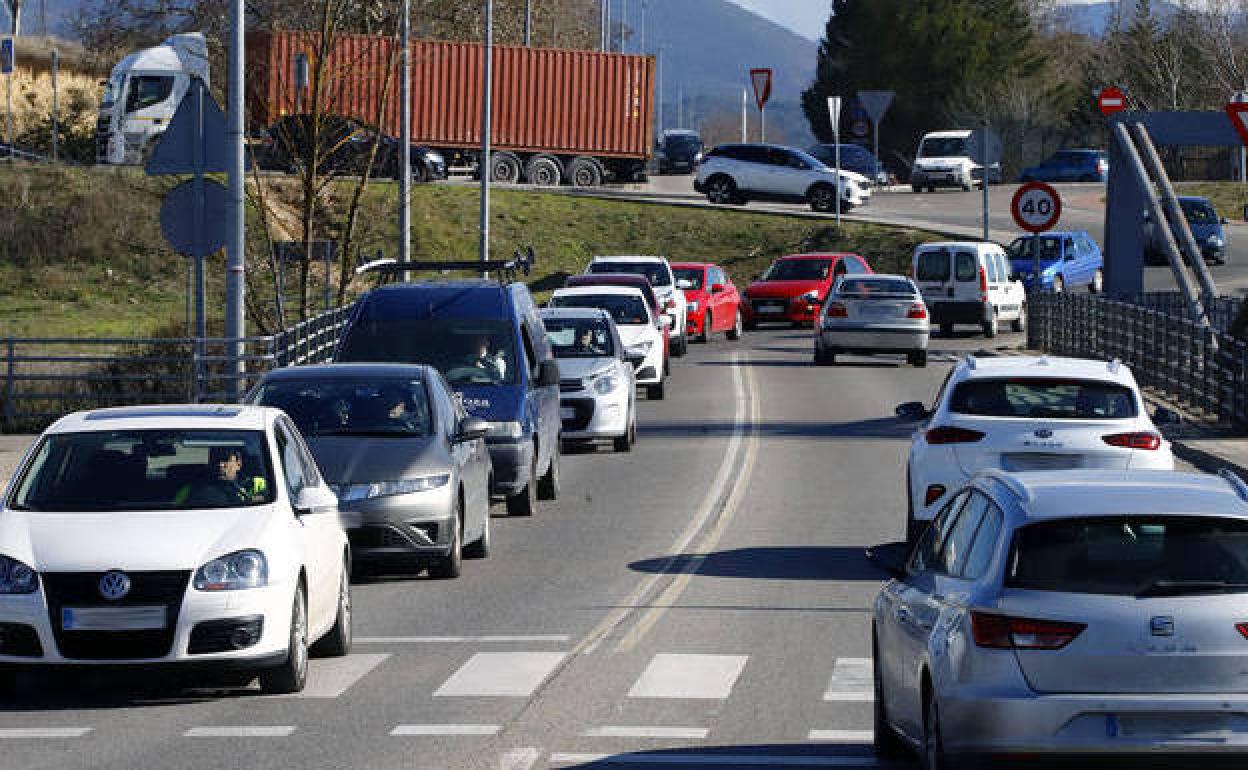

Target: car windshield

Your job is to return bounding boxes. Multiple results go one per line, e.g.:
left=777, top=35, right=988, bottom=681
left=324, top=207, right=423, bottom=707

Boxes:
left=673, top=268, right=705, bottom=290
left=100, top=75, right=123, bottom=108
left=1181, top=200, right=1218, bottom=225
left=761, top=259, right=831, bottom=282
left=1007, top=516, right=1248, bottom=596
left=543, top=317, right=616, bottom=358
left=664, top=136, right=701, bottom=151
left=949, top=378, right=1138, bottom=419
left=918, top=137, right=967, bottom=158
left=251, top=378, right=431, bottom=438
left=549, top=294, right=649, bottom=326
left=1006, top=237, right=1061, bottom=263
left=838, top=277, right=914, bottom=298
left=588, top=261, right=672, bottom=287
left=9, top=430, right=275, bottom=512
left=336, top=319, right=519, bottom=386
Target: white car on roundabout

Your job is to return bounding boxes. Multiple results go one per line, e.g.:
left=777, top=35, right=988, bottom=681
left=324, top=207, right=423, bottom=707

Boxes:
left=0, top=404, right=351, bottom=695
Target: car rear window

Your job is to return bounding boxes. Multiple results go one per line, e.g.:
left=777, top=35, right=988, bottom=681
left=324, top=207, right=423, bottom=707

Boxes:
left=949, top=378, right=1137, bottom=419
left=954, top=251, right=978, bottom=282
left=838, top=277, right=914, bottom=297
left=916, top=250, right=950, bottom=281
left=1007, top=516, right=1248, bottom=596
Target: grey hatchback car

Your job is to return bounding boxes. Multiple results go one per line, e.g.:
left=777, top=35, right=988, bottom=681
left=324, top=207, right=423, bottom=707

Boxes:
left=868, top=468, right=1248, bottom=768
left=249, top=363, right=493, bottom=578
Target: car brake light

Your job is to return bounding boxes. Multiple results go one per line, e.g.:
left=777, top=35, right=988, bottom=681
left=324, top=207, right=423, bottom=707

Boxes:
left=664, top=298, right=677, bottom=311
left=978, top=265, right=988, bottom=301
left=1237, top=623, right=1248, bottom=640
left=925, top=426, right=985, bottom=444
left=971, top=612, right=1086, bottom=650
left=825, top=302, right=848, bottom=318
left=924, top=484, right=946, bottom=505
left=907, top=303, right=927, bottom=319
left=1102, top=432, right=1161, bottom=450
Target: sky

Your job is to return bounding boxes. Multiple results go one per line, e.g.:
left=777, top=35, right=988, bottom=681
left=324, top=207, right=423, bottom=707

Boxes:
left=724, top=0, right=832, bottom=41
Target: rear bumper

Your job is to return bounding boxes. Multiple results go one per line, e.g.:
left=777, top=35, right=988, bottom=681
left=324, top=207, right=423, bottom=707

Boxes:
left=486, top=438, right=534, bottom=496
left=818, top=325, right=929, bottom=351
left=929, top=300, right=990, bottom=326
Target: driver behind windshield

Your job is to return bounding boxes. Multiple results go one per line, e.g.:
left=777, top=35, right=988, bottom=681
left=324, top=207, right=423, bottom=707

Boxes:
left=457, top=333, right=507, bottom=382
left=174, top=446, right=268, bottom=506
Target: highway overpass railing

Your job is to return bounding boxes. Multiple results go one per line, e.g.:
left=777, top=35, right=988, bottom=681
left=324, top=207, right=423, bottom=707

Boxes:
left=1028, top=292, right=1248, bottom=426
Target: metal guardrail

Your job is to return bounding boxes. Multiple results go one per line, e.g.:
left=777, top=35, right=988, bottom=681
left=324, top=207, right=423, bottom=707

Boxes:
left=1028, top=292, right=1248, bottom=425
left=0, top=305, right=354, bottom=433
left=1128, top=291, right=1242, bottom=334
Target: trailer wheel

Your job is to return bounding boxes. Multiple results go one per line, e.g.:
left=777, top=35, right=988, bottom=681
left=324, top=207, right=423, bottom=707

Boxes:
left=489, top=152, right=522, bottom=184
left=568, top=156, right=603, bottom=187
left=526, top=155, right=562, bottom=187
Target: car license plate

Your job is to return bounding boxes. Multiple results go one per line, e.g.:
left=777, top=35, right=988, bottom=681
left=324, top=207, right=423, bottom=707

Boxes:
left=859, top=304, right=893, bottom=318
left=560, top=407, right=575, bottom=420
left=1002, top=453, right=1081, bottom=471
left=758, top=302, right=784, bottom=313
left=62, top=606, right=167, bottom=631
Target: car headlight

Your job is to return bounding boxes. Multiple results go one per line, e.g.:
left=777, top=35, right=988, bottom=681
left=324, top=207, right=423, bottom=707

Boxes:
left=686, top=301, right=699, bottom=312
left=194, top=549, right=268, bottom=591
left=337, top=475, right=451, bottom=501
left=800, top=290, right=821, bottom=303
left=423, top=149, right=444, bottom=163
left=1208, top=234, right=1224, bottom=248
left=485, top=420, right=524, bottom=439
left=593, top=373, right=621, bottom=394
left=0, top=554, right=38, bottom=594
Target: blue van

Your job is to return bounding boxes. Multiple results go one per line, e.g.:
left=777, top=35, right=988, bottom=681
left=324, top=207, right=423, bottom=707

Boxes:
left=1006, top=230, right=1104, bottom=293
left=335, top=281, right=562, bottom=517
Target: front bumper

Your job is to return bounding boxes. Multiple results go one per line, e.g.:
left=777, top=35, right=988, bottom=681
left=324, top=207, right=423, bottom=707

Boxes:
left=912, top=169, right=969, bottom=188
left=818, top=324, right=929, bottom=352
left=338, top=486, right=456, bottom=563
left=560, top=390, right=630, bottom=441
left=486, top=437, right=534, bottom=496
left=744, top=296, right=822, bottom=324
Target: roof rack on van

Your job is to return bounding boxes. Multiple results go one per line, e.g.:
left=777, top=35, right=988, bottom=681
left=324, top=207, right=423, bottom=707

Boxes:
left=356, top=246, right=536, bottom=284
left=1218, top=468, right=1248, bottom=503
left=1107, top=358, right=1122, bottom=374
left=977, top=469, right=1035, bottom=505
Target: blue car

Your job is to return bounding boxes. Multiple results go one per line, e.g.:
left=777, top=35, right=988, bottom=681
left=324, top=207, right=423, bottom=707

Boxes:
left=1019, top=149, right=1108, bottom=183
left=335, top=280, right=563, bottom=517
left=1144, top=196, right=1229, bottom=265
left=1006, top=230, right=1104, bottom=293
left=807, top=143, right=890, bottom=186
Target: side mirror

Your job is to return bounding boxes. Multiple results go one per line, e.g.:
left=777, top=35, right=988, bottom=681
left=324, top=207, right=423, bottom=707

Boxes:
left=454, top=416, right=490, bottom=443
left=865, top=541, right=911, bottom=580
left=624, top=348, right=647, bottom=368
left=657, top=315, right=674, bottom=329
left=294, top=485, right=337, bottom=515
left=895, top=401, right=929, bottom=421
left=711, top=283, right=725, bottom=294
left=1153, top=406, right=1182, bottom=426
left=536, top=358, right=561, bottom=388
left=676, top=279, right=695, bottom=290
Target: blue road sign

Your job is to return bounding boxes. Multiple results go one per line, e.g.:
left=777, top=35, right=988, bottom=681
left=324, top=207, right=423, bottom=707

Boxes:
left=146, top=78, right=250, bottom=175
left=1, top=38, right=14, bottom=75
left=160, top=179, right=228, bottom=257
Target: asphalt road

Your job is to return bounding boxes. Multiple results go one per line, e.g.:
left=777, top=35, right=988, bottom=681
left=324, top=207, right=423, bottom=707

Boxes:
left=0, top=326, right=1039, bottom=770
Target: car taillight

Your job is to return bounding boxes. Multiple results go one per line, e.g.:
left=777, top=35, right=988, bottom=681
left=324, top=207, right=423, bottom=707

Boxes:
left=664, top=298, right=677, bottom=311
left=825, top=302, right=848, bottom=318
left=924, top=484, right=946, bottom=505
left=971, top=612, right=1085, bottom=650
left=978, top=265, right=988, bottom=300
left=924, top=426, right=985, bottom=444
left=907, top=303, right=927, bottom=319
left=1102, top=432, right=1161, bottom=450
left=1236, top=623, right=1248, bottom=640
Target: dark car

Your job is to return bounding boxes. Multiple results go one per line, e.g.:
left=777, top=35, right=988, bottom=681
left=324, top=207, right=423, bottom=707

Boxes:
left=1144, top=195, right=1229, bottom=265
left=1019, top=149, right=1108, bottom=183
left=655, top=130, right=704, bottom=174
left=256, top=114, right=447, bottom=182
left=807, top=143, right=889, bottom=186
left=334, top=281, right=562, bottom=517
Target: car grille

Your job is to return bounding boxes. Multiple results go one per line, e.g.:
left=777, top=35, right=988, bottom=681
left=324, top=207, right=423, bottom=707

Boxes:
left=349, top=523, right=436, bottom=550
left=561, top=398, right=595, bottom=431
left=0, top=623, right=43, bottom=657
left=559, top=378, right=584, bottom=394
left=751, top=298, right=789, bottom=314
left=43, top=571, right=189, bottom=660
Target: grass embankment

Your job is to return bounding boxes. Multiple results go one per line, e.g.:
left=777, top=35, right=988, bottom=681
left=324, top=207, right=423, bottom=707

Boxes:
left=0, top=164, right=942, bottom=338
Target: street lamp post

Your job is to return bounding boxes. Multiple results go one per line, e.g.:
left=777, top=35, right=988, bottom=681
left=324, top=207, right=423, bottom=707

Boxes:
left=480, top=0, right=493, bottom=274
left=225, top=0, right=246, bottom=398
left=400, top=0, right=412, bottom=280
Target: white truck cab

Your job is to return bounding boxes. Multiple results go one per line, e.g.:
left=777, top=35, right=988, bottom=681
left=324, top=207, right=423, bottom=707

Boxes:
left=96, top=33, right=209, bottom=165
left=910, top=129, right=1001, bottom=192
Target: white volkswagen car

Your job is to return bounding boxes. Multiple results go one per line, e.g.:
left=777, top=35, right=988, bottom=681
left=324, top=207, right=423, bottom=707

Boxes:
left=585, top=255, right=689, bottom=357
left=548, top=285, right=670, bottom=400
left=0, top=405, right=351, bottom=694
left=897, top=355, right=1178, bottom=543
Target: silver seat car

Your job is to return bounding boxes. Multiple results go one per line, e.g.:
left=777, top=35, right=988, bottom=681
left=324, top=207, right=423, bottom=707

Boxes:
left=868, top=468, right=1248, bottom=768
left=249, top=364, right=492, bottom=579
left=814, top=274, right=930, bottom=367
left=540, top=307, right=639, bottom=452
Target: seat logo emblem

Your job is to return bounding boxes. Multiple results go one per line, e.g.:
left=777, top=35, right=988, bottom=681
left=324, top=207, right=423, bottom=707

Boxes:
left=99, top=570, right=131, bottom=601
left=1150, top=616, right=1174, bottom=636
left=1033, top=429, right=1053, bottom=438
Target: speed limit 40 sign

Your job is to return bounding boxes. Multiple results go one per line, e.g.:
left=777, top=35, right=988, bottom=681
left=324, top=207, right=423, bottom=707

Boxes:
left=1011, top=181, right=1062, bottom=233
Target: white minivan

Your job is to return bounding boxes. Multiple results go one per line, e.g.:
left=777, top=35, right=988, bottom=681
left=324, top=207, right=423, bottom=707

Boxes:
left=911, top=241, right=1026, bottom=338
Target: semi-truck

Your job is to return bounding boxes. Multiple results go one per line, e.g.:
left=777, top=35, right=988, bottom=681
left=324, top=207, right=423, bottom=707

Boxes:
left=246, top=31, right=655, bottom=186
left=96, top=33, right=209, bottom=165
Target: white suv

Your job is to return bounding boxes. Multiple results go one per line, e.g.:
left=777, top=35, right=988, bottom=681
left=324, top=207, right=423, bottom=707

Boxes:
left=897, top=355, right=1178, bottom=542
left=694, top=143, right=870, bottom=212
left=586, top=256, right=689, bottom=357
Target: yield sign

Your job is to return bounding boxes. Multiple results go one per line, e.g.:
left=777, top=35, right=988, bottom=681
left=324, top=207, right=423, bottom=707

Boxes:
left=1226, top=102, right=1248, bottom=146
left=1098, top=86, right=1126, bottom=117
left=750, top=68, right=772, bottom=111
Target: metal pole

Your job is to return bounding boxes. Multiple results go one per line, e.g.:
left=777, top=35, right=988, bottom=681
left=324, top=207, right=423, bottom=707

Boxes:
left=5, top=60, right=10, bottom=160
left=49, top=49, right=57, bottom=162
left=600, top=0, right=606, bottom=51
left=225, top=0, right=246, bottom=399
left=602, top=0, right=609, bottom=52
left=834, top=123, right=841, bottom=227
left=479, top=0, right=493, bottom=274
left=872, top=121, right=880, bottom=187
left=760, top=105, right=765, bottom=143
left=656, top=46, right=663, bottom=136
left=621, top=0, right=627, bottom=52
left=640, top=0, right=645, bottom=54
left=400, top=0, right=411, bottom=281
left=191, top=79, right=206, bottom=400
left=981, top=122, right=989, bottom=242
left=741, top=88, right=746, bottom=142
left=524, top=0, right=531, bottom=46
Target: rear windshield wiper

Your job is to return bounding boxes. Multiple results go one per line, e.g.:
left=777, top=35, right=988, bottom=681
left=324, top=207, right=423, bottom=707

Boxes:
left=1135, top=580, right=1248, bottom=598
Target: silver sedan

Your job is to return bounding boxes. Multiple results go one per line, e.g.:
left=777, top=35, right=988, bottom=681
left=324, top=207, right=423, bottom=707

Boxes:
left=814, top=274, right=930, bottom=367
left=868, top=468, right=1248, bottom=768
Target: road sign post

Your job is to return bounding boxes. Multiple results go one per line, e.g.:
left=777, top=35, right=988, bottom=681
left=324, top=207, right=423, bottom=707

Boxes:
left=49, top=49, right=57, bottom=162
left=1233, top=91, right=1248, bottom=184
left=2, top=37, right=12, bottom=160
left=827, top=96, right=842, bottom=227
left=1011, top=181, right=1062, bottom=233
left=750, top=68, right=771, bottom=143
left=857, top=90, right=894, bottom=186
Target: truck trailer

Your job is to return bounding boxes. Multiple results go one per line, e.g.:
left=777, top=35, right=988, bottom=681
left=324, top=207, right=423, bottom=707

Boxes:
left=246, top=31, right=655, bottom=186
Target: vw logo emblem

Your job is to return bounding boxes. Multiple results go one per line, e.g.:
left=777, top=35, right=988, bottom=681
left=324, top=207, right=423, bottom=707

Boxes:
left=1034, top=428, right=1054, bottom=439
left=98, top=570, right=131, bottom=601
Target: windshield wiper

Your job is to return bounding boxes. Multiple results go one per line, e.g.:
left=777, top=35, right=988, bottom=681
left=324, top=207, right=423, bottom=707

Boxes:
left=1135, top=580, right=1248, bottom=598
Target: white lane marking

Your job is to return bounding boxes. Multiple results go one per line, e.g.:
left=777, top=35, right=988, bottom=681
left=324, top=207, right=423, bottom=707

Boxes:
left=356, top=635, right=569, bottom=644
left=583, top=726, right=709, bottom=739
left=282, top=653, right=389, bottom=698
left=390, top=724, right=500, bottom=736
left=0, top=728, right=92, bottom=738
left=184, top=726, right=295, bottom=737
left=627, top=654, right=748, bottom=699
left=823, top=658, right=874, bottom=702
left=435, top=652, right=566, bottom=697
left=807, top=730, right=873, bottom=743
left=499, top=747, right=542, bottom=770
left=549, top=753, right=882, bottom=767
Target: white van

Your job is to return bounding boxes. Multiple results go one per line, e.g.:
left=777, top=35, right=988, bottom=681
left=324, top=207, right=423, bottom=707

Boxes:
left=910, top=129, right=1001, bottom=192
left=911, top=242, right=1026, bottom=338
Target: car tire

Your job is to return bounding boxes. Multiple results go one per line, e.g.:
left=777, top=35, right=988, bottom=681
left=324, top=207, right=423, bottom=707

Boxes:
left=464, top=508, right=491, bottom=559
left=911, top=184, right=922, bottom=193
left=614, top=413, right=636, bottom=453
left=705, top=175, right=738, bottom=205
left=698, top=311, right=712, bottom=343
left=568, top=156, right=603, bottom=187
left=1011, top=304, right=1027, bottom=333
left=982, top=313, right=998, bottom=338
left=921, top=689, right=949, bottom=770
left=260, top=584, right=309, bottom=695
left=505, top=455, right=537, bottom=517
left=808, top=183, right=837, bottom=213
left=727, top=310, right=743, bottom=340
left=488, top=151, right=523, bottom=184
left=1090, top=269, right=1103, bottom=294
left=537, top=444, right=560, bottom=500
left=873, top=635, right=907, bottom=759
left=672, top=335, right=688, bottom=357
left=312, top=559, right=353, bottom=658
left=647, top=381, right=665, bottom=400
left=961, top=181, right=973, bottom=192
left=525, top=154, right=562, bottom=187
left=429, top=504, right=463, bottom=579
left=908, top=349, right=928, bottom=367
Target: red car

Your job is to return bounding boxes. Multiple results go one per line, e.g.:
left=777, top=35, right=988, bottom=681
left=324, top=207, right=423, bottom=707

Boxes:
left=672, top=262, right=743, bottom=342
left=741, top=252, right=874, bottom=328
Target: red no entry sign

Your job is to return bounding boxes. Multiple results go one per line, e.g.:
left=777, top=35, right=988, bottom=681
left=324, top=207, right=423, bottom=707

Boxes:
left=1012, top=182, right=1062, bottom=233
left=1099, top=87, right=1126, bottom=117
